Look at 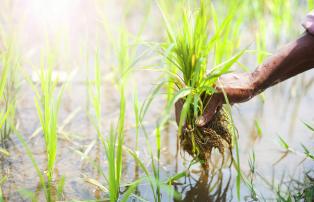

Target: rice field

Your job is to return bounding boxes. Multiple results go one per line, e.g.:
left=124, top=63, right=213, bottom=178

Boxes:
left=0, top=0, right=313, bottom=201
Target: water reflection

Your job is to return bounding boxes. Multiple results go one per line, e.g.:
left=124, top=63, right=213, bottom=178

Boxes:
left=174, top=168, right=232, bottom=202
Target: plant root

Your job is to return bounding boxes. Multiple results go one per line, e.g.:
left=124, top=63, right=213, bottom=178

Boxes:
left=179, top=107, right=232, bottom=169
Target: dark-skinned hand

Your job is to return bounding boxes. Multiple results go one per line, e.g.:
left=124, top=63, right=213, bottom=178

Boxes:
left=175, top=72, right=256, bottom=127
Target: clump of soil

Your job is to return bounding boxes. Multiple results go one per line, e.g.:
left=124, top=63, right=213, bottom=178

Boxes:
left=179, top=107, right=232, bottom=169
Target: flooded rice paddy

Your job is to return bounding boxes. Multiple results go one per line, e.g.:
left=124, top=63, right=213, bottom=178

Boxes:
left=0, top=0, right=313, bottom=201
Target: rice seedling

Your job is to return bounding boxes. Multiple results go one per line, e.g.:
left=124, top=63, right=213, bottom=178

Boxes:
left=159, top=0, right=245, bottom=168
left=86, top=44, right=127, bottom=199
left=0, top=0, right=21, bottom=145
left=127, top=136, right=158, bottom=199
left=35, top=56, right=63, bottom=185
left=88, top=49, right=103, bottom=129
left=28, top=51, right=67, bottom=201
left=88, top=61, right=127, bottom=201
left=11, top=124, right=67, bottom=201
left=0, top=60, right=10, bottom=144
left=246, top=151, right=258, bottom=201
left=127, top=84, right=185, bottom=201
left=275, top=132, right=314, bottom=165
left=88, top=4, right=154, bottom=196
left=256, top=166, right=314, bottom=201
left=87, top=25, right=140, bottom=201
left=104, top=87, right=125, bottom=201
left=90, top=7, right=164, bottom=199
left=13, top=127, right=49, bottom=201
left=0, top=38, right=18, bottom=145
left=128, top=139, right=181, bottom=202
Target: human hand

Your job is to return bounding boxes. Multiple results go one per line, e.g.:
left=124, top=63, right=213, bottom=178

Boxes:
left=175, top=72, right=256, bottom=127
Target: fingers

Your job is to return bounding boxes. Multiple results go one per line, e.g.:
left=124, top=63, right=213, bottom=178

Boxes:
left=175, top=94, right=223, bottom=127
left=195, top=94, right=222, bottom=127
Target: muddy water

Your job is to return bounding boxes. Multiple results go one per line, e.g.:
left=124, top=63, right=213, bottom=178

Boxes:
left=1, top=0, right=314, bottom=201
left=2, top=70, right=313, bottom=201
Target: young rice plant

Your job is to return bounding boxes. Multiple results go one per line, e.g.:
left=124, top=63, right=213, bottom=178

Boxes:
left=30, top=52, right=66, bottom=200
left=161, top=0, right=245, bottom=168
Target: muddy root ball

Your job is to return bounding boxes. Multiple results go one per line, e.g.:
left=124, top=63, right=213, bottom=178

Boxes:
left=179, top=108, right=232, bottom=169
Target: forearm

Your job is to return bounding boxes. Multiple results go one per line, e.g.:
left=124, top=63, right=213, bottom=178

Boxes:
left=251, top=32, right=314, bottom=95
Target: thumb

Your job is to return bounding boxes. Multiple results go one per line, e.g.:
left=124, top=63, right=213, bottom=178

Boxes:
left=195, top=94, right=222, bottom=127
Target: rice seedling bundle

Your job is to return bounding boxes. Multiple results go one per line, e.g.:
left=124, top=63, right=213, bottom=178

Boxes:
left=162, top=0, right=244, bottom=168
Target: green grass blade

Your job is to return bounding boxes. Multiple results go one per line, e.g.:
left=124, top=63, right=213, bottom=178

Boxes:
left=13, top=126, right=49, bottom=200
left=278, top=136, right=289, bottom=150
left=303, top=121, right=314, bottom=132
left=120, top=179, right=142, bottom=202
